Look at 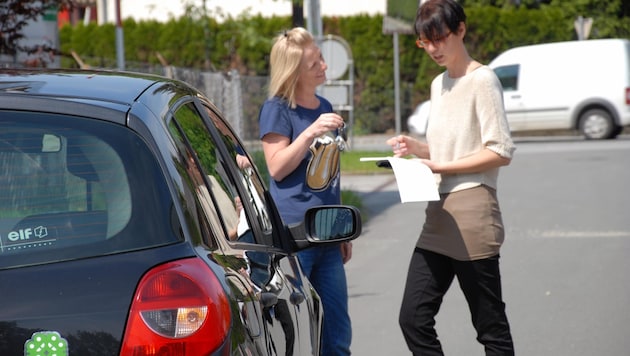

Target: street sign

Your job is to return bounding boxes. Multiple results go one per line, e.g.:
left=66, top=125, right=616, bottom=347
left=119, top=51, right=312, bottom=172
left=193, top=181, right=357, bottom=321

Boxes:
left=321, top=38, right=350, bottom=80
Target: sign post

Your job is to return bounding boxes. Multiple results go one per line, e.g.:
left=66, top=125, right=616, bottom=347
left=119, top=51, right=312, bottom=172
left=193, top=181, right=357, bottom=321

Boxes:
left=383, top=0, right=418, bottom=135
left=319, top=35, right=354, bottom=147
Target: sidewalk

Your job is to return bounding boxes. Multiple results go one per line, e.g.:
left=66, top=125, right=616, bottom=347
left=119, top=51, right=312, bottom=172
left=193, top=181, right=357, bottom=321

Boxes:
left=341, top=173, right=397, bottom=193
left=347, top=134, right=391, bottom=152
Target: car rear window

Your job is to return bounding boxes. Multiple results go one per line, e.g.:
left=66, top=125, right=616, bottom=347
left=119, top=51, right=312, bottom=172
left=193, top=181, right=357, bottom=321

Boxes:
left=0, top=111, right=179, bottom=268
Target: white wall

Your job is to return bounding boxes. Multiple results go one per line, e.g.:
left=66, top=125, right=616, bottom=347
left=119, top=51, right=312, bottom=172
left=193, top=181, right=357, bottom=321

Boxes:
left=100, top=0, right=385, bottom=23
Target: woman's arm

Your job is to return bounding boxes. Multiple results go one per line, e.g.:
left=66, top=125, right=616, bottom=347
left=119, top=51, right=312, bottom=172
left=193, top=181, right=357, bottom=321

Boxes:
left=386, top=135, right=510, bottom=174
left=262, top=112, right=344, bottom=182
left=422, top=148, right=511, bottom=174
left=386, top=135, right=431, bottom=159
left=261, top=131, right=314, bottom=181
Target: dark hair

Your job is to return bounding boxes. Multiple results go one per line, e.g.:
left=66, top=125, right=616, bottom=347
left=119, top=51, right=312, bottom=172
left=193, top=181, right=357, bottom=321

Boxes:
left=415, top=0, right=466, bottom=41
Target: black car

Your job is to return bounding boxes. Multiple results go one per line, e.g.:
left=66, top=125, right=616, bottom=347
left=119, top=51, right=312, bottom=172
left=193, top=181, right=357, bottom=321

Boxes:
left=0, top=69, right=361, bottom=356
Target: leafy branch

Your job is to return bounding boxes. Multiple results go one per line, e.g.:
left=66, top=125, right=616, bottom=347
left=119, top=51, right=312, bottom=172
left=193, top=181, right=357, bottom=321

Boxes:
left=0, top=0, right=74, bottom=56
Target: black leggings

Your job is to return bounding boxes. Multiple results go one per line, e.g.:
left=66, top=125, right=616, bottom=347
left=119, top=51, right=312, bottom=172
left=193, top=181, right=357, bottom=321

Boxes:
left=399, top=248, right=515, bottom=356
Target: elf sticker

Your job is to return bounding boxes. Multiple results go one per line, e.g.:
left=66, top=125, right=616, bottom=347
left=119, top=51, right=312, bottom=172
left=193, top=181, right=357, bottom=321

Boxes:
left=0, top=225, right=56, bottom=253
left=24, top=331, right=68, bottom=356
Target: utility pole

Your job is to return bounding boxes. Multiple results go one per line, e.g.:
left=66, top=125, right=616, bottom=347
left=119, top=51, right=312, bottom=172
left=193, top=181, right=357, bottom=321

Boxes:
left=115, top=0, right=125, bottom=70
left=292, top=0, right=304, bottom=28
left=574, top=16, right=593, bottom=40
left=306, top=0, right=322, bottom=38
left=202, top=0, right=211, bottom=70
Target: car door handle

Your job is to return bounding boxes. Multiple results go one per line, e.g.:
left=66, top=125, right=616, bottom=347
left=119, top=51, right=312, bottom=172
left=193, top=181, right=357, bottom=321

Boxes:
left=510, top=94, right=521, bottom=99
left=260, top=292, right=279, bottom=308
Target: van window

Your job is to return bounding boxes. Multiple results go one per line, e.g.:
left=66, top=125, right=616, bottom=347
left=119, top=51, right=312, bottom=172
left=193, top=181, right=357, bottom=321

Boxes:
left=0, top=112, right=179, bottom=268
left=494, top=65, right=519, bottom=91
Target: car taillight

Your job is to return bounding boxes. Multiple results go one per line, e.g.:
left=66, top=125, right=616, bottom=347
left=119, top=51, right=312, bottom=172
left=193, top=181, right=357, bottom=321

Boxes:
left=120, top=258, right=231, bottom=356
left=626, top=87, right=630, bottom=105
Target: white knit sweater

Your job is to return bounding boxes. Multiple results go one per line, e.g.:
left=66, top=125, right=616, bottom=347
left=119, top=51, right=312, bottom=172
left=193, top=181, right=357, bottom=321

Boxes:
left=426, top=65, right=516, bottom=194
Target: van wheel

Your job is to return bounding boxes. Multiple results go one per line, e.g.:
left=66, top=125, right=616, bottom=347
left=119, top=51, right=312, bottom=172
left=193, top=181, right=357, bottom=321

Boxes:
left=579, top=108, right=615, bottom=140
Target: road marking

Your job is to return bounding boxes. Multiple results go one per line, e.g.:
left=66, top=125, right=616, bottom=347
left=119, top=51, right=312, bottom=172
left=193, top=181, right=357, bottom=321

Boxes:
left=536, top=230, right=630, bottom=238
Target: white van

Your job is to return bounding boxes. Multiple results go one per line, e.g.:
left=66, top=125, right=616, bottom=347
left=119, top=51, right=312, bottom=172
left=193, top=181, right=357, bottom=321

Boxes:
left=408, top=39, right=630, bottom=139
left=491, top=38, right=630, bottom=139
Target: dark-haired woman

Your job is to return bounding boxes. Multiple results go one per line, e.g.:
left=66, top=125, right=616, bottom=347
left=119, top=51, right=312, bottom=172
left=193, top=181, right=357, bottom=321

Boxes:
left=387, top=1, right=516, bottom=355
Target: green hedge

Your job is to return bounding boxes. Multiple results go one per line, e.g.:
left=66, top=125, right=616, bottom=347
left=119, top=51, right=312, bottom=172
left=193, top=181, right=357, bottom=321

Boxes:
left=59, top=3, right=630, bottom=134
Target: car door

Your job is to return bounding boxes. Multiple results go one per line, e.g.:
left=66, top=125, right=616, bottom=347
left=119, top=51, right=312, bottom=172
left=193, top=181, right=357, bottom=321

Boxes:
left=493, top=64, right=528, bottom=131
left=170, top=100, right=321, bottom=355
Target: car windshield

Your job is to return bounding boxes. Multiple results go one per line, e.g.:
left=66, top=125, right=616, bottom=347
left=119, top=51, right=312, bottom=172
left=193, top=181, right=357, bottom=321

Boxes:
left=0, top=111, right=179, bottom=269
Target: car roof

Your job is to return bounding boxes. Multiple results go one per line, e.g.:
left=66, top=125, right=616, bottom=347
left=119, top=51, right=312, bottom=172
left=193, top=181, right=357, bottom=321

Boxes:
left=0, top=69, right=165, bottom=105
left=0, top=68, right=199, bottom=127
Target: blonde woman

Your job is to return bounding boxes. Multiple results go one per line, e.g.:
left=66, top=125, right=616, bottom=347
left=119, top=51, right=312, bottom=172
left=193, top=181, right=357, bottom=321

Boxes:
left=258, top=27, right=352, bottom=356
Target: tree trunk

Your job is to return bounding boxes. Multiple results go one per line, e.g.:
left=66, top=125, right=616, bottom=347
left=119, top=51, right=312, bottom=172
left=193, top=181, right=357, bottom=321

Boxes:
left=292, top=0, right=304, bottom=28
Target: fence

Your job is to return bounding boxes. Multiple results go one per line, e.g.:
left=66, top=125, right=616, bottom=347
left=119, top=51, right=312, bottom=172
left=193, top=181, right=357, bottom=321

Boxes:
left=1, top=57, right=267, bottom=151
left=161, top=66, right=268, bottom=152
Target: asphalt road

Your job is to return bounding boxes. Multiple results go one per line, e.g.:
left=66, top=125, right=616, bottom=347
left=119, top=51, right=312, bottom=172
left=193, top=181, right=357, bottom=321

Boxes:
left=343, top=135, right=630, bottom=356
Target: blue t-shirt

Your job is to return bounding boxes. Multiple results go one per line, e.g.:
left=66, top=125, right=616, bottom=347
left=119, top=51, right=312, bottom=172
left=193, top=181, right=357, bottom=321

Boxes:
left=258, top=96, right=341, bottom=224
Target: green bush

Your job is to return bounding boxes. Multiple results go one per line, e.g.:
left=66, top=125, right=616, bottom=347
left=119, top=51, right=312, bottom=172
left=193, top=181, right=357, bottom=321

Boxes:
left=59, top=3, right=630, bottom=135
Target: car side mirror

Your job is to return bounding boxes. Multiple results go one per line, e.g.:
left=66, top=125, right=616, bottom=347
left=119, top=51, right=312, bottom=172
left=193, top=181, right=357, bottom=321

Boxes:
left=288, top=205, right=362, bottom=251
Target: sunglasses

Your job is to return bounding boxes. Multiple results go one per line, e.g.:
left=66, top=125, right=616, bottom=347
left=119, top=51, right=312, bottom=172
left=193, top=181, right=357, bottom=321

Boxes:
left=416, top=31, right=452, bottom=48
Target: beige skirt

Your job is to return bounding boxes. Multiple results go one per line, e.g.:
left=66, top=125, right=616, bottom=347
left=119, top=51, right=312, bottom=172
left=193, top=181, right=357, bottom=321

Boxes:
left=417, top=184, right=505, bottom=261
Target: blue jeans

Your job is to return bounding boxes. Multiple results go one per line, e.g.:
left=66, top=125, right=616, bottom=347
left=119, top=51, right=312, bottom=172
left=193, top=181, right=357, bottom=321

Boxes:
left=298, top=245, right=351, bottom=356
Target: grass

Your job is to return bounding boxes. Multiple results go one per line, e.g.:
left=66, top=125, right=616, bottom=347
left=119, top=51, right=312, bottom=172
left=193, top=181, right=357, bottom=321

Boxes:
left=253, top=149, right=392, bottom=177
left=340, top=150, right=392, bottom=175
left=341, top=189, right=368, bottom=221
left=252, top=149, right=390, bottom=222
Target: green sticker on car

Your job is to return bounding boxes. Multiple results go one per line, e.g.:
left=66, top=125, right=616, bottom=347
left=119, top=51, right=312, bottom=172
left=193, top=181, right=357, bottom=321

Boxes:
left=24, top=331, right=68, bottom=356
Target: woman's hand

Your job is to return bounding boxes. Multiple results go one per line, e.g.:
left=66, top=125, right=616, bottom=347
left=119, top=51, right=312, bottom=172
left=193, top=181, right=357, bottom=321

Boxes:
left=419, top=159, right=441, bottom=172
left=341, top=241, right=353, bottom=264
left=386, top=135, right=430, bottom=159
left=307, top=113, right=345, bottom=139
left=386, top=135, right=408, bottom=157
left=261, top=112, right=345, bottom=182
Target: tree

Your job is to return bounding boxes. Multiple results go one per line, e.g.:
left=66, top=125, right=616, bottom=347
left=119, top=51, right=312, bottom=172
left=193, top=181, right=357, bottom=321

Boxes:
left=0, top=0, right=74, bottom=57
left=270, top=0, right=303, bottom=28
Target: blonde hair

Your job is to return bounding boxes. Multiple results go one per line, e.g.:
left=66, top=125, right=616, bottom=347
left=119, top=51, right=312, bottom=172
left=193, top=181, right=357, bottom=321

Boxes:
left=268, top=27, right=314, bottom=109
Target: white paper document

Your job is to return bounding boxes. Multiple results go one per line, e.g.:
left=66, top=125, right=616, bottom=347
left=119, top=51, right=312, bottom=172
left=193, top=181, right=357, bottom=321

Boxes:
left=360, top=157, right=440, bottom=203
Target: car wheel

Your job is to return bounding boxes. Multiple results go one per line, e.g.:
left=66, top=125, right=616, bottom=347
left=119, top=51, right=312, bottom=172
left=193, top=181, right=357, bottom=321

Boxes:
left=579, top=108, right=615, bottom=140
